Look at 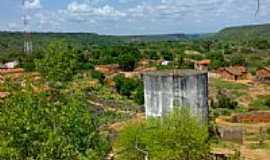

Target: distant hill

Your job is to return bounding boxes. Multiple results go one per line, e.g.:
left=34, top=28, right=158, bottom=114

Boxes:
left=216, top=23, right=270, bottom=40
left=0, top=32, right=197, bottom=45
left=117, top=33, right=202, bottom=42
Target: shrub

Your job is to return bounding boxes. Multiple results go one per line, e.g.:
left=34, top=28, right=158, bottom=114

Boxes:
left=115, top=109, right=209, bottom=160
left=113, top=74, right=139, bottom=98
left=91, top=70, right=105, bottom=84
left=265, top=98, right=270, bottom=108
left=118, top=53, right=139, bottom=71
left=144, top=50, right=159, bottom=60
left=161, top=50, right=173, bottom=61
left=132, top=82, right=144, bottom=105
left=230, top=55, right=247, bottom=66
left=0, top=85, right=110, bottom=160
left=214, top=90, right=238, bottom=110
left=35, top=40, right=80, bottom=82
left=206, top=51, right=225, bottom=69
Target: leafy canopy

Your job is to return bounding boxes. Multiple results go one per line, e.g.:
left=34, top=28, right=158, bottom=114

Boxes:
left=115, top=108, right=209, bottom=160
left=0, top=83, right=110, bottom=160
left=35, top=40, right=80, bottom=82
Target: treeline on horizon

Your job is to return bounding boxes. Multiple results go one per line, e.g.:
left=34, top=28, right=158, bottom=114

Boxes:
left=0, top=23, right=270, bottom=73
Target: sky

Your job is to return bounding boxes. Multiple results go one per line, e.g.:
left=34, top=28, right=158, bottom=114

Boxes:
left=0, top=0, right=270, bottom=35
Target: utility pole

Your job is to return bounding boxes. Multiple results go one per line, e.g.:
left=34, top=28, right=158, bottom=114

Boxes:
left=22, top=0, right=33, bottom=54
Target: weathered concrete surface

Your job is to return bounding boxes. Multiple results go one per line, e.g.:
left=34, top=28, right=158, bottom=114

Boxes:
left=143, top=70, right=208, bottom=122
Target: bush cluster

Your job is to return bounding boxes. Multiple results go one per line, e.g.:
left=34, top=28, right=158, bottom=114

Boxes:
left=115, top=109, right=209, bottom=160
left=0, top=84, right=110, bottom=160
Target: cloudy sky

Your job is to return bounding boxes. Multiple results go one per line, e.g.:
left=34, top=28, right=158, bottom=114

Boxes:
left=0, top=0, right=269, bottom=35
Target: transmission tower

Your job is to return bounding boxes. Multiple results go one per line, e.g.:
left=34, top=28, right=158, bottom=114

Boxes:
left=22, top=0, right=33, bottom=54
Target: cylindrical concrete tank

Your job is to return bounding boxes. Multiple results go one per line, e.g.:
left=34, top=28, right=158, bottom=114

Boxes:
left=143, top=69, right=208, bottom=122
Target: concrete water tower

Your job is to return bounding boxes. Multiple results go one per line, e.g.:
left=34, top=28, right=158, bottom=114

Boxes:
left=143, top=70, right=208, bottom=122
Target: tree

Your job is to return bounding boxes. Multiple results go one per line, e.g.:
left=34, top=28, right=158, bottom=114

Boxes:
left=113, top=74, right=139, bottom=97
left=118, top=53, right=139, bottom=71
left=230, top=55, right=247, bottom=66
left=145, top=50, right=159, bottom=60
left=0, top=83, right=110, bottom=160
left=206, top=51, right=225, bottom=69
left=91, top=70, right=105, bottom=84
left=115, top=109, right=209, bottom=160
left=35, top=40, right=80, bottom=82
left=214, top=90, right=238, bottom=110
left=132, top=82, right=144, bottom=105
left=161, top=50, right=173, bottom=61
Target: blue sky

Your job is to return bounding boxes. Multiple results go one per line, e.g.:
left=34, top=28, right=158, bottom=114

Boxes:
left=0, top=0, right=270, bottom=35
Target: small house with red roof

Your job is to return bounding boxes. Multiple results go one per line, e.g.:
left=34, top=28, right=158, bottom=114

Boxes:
left=256, top=67, right=270, bottom=83
left=194, top=59, right=211, bottom=71
left=217, top=66, right=249, bottom=81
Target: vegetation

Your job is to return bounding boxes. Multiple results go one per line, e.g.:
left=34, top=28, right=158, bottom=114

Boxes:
left=216, top=23, right=270, bottom=40
left=35, top=41, right=80, bottom=82
left=113, top=74, right=143, bottom=101
left=115, top=109, right=209, bottom=160
left=0, top=83, right=110, bottom=160
left=213, top=90, right=238, bottom=110
left=1, top=23, right=270, bottom=159
left=91, top=70, right=105, bottom=84
left=249, top=95, right=270, bottom=110
left=118, top=52, right=140, bottom=71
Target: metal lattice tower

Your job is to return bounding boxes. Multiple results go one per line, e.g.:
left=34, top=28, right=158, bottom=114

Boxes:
left=22, top=0, right=33, bottom=54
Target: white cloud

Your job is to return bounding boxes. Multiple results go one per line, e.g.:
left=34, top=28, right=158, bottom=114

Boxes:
left=67, top=1, right=90, bottom=13
left=67, top=1, right=126, bottom=17
left=93, top=5, right=126, bottom=17
left=24, top=0, right=42, bottom=9
left=7, top=23, right=23, bottom=31
left=3, top=0, right=270, bottom=34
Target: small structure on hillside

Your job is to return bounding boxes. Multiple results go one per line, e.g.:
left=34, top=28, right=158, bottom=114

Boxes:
left=143, top=69, right=208, bottom=122
left=194, top=59, right=211, bottom=71
left=256, top=67, right=270, bottom=83
left=161, top=60, right=171, bottom=66
left=217, top=66, right=249, bottom=81
left=2, top=61, right=19, bottom=69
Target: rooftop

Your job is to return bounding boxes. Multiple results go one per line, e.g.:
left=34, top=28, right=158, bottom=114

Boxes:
left=143, top=69, right=207, bottom=77
left=195, top=59, right=211, bottom=65
left=219, top=66, right=247, bottom=76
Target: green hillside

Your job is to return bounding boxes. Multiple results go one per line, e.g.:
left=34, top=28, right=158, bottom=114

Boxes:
left=216, top=23, right=270, bottom=40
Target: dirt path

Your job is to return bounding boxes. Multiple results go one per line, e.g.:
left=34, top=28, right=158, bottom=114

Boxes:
left=236, top=83, right=270, bottom=108
left=240, top=145, right=270, bottom=160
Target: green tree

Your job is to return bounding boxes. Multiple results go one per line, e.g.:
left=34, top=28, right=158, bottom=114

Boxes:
left=161, top=50, right=173, bottom=61
left=115, top=109, right=209, bottom=160
left=132, top=82, right=144, bottom=105
left=206, top=51, right=225, bottom=69
left=35, top=40, right=80, bottom=82
left=118, top=53, right=140, bottom=71
left=0, top=84, right=110, bottom=160
left=91, top=70, right=105, bottom=84
left=145, top=50, right=159, bottom=60
left=113, top=74, right=139, bottom=97
left=230, top=55, right=247, bottom=66
left=214, top=90, right=238, bottom=110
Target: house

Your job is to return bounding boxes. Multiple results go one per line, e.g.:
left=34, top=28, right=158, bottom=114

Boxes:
left=194, top=59, right=211, bottom=71
left=161, top=60, right=171, bottom=66
left=2, top=61, right=19, bottom=69
left=217, top=66, right=249, bottom=81
left=256, top=67, right=270, bottom=82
